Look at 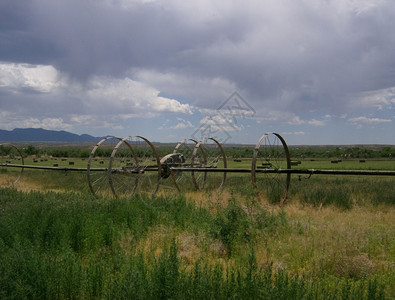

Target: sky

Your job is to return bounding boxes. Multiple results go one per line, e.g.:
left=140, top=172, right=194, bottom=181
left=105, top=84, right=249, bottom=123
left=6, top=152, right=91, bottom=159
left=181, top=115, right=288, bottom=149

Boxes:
left=0, top=0, right=394, bottom=145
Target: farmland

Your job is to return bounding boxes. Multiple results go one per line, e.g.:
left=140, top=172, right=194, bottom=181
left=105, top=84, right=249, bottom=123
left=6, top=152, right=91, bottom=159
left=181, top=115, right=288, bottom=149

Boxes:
left=0, top=144, right=394, bottom=299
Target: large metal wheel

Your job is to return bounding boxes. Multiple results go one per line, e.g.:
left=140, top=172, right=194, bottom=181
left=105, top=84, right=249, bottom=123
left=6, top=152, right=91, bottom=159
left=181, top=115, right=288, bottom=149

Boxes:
left=108, top=136, right=139, bottom=198
left=166, top=138, right=198, bottom=192
left=87, top=136, right=122, bottom=197
left=251, top=133, right=291, bottom=204
left=134, top=135, right=161, bottom=196
left=109, top=136, right=161, bottom=198
left=0, top=143, right=24, bottom=185
left=191, top=137, right=227, bottom=190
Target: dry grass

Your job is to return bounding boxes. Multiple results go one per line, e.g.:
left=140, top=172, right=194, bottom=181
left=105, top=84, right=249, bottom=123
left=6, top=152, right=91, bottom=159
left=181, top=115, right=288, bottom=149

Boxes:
left=254, top=202, right=394, bottom=280
left=126, top=190, right=394, bottom=298
left=183, top=192, right=394, bottom=281
left=130, top=224, right=229, bottom=271
left=185, top=190, right=231, bottom=212
left=0, top=173, right=42, bottom=192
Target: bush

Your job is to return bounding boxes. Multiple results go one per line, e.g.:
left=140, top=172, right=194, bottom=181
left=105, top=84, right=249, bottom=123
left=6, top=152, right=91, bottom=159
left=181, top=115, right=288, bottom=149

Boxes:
left=211, top=197, right=289, bottom=255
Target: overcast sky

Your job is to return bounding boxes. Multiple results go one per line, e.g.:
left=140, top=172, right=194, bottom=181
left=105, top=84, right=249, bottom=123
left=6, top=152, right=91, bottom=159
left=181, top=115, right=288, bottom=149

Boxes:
left=1, top=0, right=394, bottom=144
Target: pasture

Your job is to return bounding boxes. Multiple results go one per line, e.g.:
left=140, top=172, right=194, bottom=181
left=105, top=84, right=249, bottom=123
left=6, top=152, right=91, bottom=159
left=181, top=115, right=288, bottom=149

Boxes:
left=0, top=148, right=394, bottom=299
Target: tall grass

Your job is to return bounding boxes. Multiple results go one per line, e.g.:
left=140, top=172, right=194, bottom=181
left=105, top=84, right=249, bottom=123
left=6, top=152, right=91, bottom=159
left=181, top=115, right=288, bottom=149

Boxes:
left=0, top=187, right=391, bottom=299
left=288, top=175, right=394, bottom=208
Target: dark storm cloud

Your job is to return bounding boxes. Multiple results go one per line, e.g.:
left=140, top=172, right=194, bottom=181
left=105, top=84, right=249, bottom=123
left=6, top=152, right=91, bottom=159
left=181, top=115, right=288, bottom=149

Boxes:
left=1, top=0, right=250, bottom=79
left=0, top=1, right=59, bottom=64
left=0, top=1, right=30, bottom=30
left=0, top=0, right=394, bottom=140
left=3, top=0, right=394, bottom=94
left=183, top=1, right=395, bottom=113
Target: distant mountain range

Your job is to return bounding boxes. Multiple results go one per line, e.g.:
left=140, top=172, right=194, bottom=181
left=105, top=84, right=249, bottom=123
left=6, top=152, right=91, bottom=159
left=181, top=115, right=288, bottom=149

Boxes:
left=0, top=128, right=102, bottom=142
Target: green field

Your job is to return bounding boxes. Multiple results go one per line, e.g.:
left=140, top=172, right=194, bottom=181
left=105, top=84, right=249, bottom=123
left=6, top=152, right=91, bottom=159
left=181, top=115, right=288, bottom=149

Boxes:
left=0, top=150, right=394, bottom=299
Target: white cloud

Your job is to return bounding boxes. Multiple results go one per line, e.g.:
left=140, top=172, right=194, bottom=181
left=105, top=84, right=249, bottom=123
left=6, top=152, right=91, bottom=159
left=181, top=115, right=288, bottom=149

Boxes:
left=0, top=117, right=72, bottom=131
left=0, top=62, right=192, bottom=132
left=164, top=117, right=194, bottom=130
left=287, top=116, right=325, bottom=126
left=132, top=69, right=237, bottom=109
left=281, top=131, right=305, bottom=135
left=0, top=62, right=60, bottom=93
left=199, top=115, right=243, bottom=132
left=348, top=116, right=392, bottom=124
left=351, top=87, right=395, bottom=110
left=69, top=115, right=124, bottom=131
left=254, top=110, right=327, bottom=127
left=153, top=97, right=192, bottom=114
left=287, top=116, right=305, bottom=125
left=170, top=121, right=193, bottom=130
left=307, top=119, right=325, bottom=126
left=40, top=118, right=73, bottom=130
left=86, top=76, right=192, bottom=115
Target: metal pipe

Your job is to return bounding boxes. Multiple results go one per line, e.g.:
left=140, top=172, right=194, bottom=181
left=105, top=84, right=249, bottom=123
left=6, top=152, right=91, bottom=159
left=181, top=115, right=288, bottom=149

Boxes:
left=171, top=167, right=252, bottom=173
left=284, top=169, right=395, bottom=176
left=1, top=163, right=107, bottom=172
left=2, top=163, right=395, bottom=176
left=170, top=167, right=395, bottom=176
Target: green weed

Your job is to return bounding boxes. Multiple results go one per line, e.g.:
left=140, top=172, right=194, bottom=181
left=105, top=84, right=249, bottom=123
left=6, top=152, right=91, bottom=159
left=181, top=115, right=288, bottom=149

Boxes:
left=0, top=187, right=392, bottom=299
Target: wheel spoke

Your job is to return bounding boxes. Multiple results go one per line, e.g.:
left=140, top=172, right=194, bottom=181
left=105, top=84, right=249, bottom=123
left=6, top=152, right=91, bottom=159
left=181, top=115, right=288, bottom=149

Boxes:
left=87, top=136, right=121, bottom=198
left=252, top=133, right=291, bottom=204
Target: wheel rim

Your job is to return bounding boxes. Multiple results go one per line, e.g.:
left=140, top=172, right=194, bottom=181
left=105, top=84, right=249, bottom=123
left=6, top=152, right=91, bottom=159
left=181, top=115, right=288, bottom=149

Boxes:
left=87, top=136, right=122, bottom=197
left=251, top=133, right=291, bottom=204
left=169, top=138, right=198, bottom=192
left=191, top=137, right=227, bottom=190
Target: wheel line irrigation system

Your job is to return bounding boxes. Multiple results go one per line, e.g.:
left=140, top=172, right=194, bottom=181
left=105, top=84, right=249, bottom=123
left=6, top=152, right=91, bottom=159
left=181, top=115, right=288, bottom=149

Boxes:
left=1, top=132, right=394, bottom=203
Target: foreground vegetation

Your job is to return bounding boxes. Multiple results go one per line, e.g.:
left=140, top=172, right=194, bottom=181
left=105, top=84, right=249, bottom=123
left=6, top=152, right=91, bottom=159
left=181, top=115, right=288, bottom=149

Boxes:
left=0, top=184, right=394, bottom=299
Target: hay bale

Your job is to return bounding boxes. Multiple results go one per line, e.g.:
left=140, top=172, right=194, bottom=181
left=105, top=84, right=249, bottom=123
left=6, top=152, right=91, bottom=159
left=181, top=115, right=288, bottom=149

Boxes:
left=291, top=160, right=301, bottom=166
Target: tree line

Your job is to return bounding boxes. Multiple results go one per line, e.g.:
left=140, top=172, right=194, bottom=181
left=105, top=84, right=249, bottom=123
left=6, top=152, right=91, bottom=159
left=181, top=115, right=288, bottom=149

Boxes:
left=1, top=144, right=394, bottom=159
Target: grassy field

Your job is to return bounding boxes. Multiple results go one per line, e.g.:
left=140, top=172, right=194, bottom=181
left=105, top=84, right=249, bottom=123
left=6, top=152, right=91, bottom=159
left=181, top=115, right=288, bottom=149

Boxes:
left=0, top=156, right=394, bottom=299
